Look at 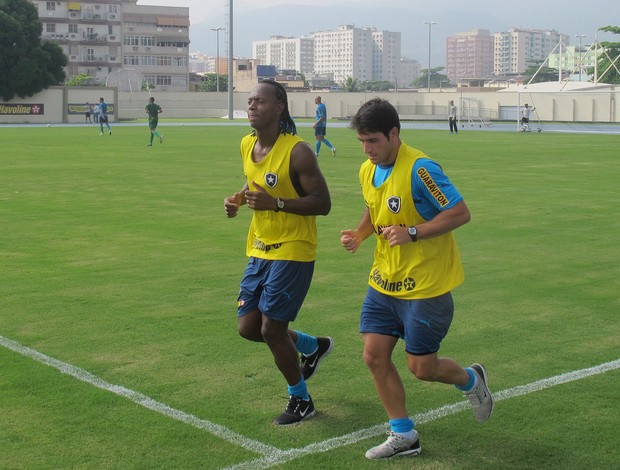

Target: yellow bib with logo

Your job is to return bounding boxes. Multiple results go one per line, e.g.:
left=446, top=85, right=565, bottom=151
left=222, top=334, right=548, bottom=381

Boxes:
left=359, top=143, right=464, bottom=299
left=241, top=132, right=317, bottom=261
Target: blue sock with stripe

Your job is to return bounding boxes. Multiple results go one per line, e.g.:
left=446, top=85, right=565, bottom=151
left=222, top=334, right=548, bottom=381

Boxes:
left=287, top=378, right=309, bottom=401
left=389, top=417, right=415, bottom=439
left=456, top=367, right=476, bottom=392
left=294, top=330, right=318, bottom=356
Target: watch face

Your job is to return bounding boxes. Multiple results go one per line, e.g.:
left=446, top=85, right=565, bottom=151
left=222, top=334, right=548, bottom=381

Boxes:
left=408, top=227, right=416, bottom=236
left=277, top=198, right=285, bottom=209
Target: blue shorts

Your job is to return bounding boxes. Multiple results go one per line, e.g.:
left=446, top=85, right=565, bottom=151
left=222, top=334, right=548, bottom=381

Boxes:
left=314, top=125, right=327, bottom=137
left=359, top=287, right=454, bottom=355
left=237, top=257, right=315, bottom=322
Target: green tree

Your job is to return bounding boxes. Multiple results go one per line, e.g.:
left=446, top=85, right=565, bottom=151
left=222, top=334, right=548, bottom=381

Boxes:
left=65, top=72, right=94, bottom=86
left=523, top=62, right=561, bottom=83
left=361, top=80, right=395, bottom=92
left=0, top=0, right=67, bottom=100
left=412, top=67, right=448, bottom=89
left=198, top=74, right=228, bottom=92
left=343, top=77, right=359, bottom=92
left=593, top=25, right=620, bottom=84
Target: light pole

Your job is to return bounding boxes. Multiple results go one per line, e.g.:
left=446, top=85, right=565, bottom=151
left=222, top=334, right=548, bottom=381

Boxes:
left=210, top=27, right=224, bottom=92
left=575, top=34, right=586, bottom=81
left=423, top=21, right=436, bottom=92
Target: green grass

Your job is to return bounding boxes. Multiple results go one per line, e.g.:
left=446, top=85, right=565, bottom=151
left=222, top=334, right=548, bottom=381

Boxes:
left=1, top=123, right=619, bottom=469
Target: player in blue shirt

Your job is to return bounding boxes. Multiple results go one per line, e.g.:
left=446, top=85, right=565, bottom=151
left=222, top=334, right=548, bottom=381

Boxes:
left=98, top=97, right=112, bottom=136
left=313, top=96, right=336, bottom=157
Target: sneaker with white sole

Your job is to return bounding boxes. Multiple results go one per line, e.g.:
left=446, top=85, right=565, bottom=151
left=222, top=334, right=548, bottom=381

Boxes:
left=464, top=363, right=494, bottom=423
left=365, top=430, right=421, bottom=460
left=160, top=134, right=164, bottom=144
left=301, top=336, right=334, bottom=380
left=332, top=147, right=337, bottom=157
left=273, top=395, right=316, bottom=425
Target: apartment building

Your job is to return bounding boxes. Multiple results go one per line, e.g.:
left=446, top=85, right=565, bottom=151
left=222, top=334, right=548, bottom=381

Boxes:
left=34, top=0, right=123, bottom=84
left=121, top=2, right=190, bottom=91
left=33, top=0, right=189, bottom=91
left=494, top=28, right=567, bottom=76
left=313, top=25, right=401, bottom=84
left=252, top=36, right=314, bottom=74
left=446, top=29, right=494, bottom=82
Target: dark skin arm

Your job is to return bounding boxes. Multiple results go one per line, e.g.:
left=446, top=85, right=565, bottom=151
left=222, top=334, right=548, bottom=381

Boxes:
left=224, top=141, right=331, bottom=217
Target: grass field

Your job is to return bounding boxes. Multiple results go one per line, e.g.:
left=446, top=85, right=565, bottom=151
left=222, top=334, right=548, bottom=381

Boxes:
left=1, top=121, right=619, bottom=469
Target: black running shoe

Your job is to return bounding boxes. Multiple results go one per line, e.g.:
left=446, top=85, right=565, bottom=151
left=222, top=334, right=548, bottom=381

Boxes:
left=273, top=395, right=316, bottom=425
left=301, top=336, right=334, bottom=380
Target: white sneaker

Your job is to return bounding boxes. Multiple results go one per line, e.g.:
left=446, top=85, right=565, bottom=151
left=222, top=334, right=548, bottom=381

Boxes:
left=464, top=363, right=494, bottom=423
left=99, top=132, right=103, bottom=136
left=365, top=430, right=421, bottom=460
left=332, top=147, right=337, bottom=157
left=159, top=134, right=164, bottom=144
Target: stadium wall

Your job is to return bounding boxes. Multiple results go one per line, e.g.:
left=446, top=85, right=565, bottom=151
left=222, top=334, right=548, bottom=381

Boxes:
left=1, top=88, right=618, bottom=124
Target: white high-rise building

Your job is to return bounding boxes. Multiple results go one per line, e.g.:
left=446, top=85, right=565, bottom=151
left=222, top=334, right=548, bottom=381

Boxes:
left=494, top=28, right=567, bottom=76
left=252, top=36, right=314, bottom=74
left=313, top=25, right=401, bottom=84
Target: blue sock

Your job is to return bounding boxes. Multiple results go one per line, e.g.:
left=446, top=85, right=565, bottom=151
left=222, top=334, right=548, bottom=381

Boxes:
left=315, top=141, right=321, bottom=155
left=294, top=330, right=318, bottom=355
left=389, top=417, right=414, bottom=438
left=288, top=378, right=309, bottom=400
left=456, top=368, right=476, bottom=391
left=323, top=139, right=334, bottom=149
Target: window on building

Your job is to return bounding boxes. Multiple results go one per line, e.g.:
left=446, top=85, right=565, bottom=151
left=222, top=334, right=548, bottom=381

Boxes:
left=46, top=23, right=56, bottom=33
left=46, top=2, right=55, bottom=11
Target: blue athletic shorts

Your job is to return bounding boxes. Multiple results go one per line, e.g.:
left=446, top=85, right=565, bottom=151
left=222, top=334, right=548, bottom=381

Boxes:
left=314, top=125, right=327, bottom=137
left=237, top=257, right=315, bottom=322
left=359, top=287, right=455, bottom=355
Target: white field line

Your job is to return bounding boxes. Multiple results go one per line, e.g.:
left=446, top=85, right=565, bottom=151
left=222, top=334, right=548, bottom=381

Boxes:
left=220, top=358, right=620, bottom=470
left=2, top=335, right=618, bottom=469
left=0, top=335, right=283, bottom=458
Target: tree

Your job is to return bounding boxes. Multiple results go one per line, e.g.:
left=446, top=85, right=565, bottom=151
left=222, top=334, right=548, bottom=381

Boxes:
left=523, top=62, right=561, bottom=83
left=65, top=72, right=94, bottom=86
left=197, top=73, right=228, bottom=92
left=411, top=67, right=448, bottom=89
left=343, top=77, right=359, bottom=92
left=593, top=25, right=620, bottom=84
left=0, top=0, right=67, bottom=100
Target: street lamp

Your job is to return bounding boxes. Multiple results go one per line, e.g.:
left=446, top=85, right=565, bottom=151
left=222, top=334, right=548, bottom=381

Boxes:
left=210, top=27, right=225, bottom=92
left=423, top=21, right=436, bottom=92
left=575, top=34, right=587, bottom=81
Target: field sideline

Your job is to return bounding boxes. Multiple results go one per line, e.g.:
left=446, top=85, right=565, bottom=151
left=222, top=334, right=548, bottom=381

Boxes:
left=1, top=123, right=619, bottom=469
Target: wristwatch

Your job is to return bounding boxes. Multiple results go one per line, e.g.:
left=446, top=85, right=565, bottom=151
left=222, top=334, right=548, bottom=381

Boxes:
left=275, top=198, right=285, bottom=212
left=407, top=226, right=418, bottom=242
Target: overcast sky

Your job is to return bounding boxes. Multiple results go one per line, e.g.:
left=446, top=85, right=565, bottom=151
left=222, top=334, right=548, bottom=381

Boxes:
left=137, top=0, right=619, bottom=61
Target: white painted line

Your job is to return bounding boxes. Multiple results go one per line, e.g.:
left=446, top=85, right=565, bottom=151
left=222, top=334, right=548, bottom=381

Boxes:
left=220, top=358, right=620, bottom=470
left=2, top=334, right=618, bottom=469
left=0, top=335, right=283, bottom=458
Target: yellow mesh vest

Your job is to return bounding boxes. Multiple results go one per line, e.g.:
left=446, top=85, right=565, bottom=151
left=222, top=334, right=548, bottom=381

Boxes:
left=241, top=133, right=318, bottom=261
left=359, top=143, right=464, bottom=299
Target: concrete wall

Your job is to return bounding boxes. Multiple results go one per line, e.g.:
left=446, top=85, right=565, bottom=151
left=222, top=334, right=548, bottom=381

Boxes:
left=1, top=87, right=618, bottom=124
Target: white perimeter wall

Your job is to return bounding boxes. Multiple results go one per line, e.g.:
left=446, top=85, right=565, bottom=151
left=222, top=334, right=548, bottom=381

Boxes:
left=1, top=87, right=618, bottom=124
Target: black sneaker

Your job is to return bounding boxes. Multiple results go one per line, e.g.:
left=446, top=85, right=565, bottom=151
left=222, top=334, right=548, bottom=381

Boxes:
left=273, top=395, right=316, bottom=425
left=301, top=336, right=334, bottom=380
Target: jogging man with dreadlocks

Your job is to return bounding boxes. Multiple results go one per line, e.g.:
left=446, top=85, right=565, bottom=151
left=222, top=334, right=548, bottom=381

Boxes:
left=224, top=79, right=334, bottom=425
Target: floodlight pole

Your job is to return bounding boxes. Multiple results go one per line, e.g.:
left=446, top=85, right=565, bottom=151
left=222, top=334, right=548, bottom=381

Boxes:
left=210, top=27, right=224, bottom=92
left=575, top=34, right=586, bottom=81
left=227, top=0, right=233, bottom=120
left=423, top=21, right=436, bottom=92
